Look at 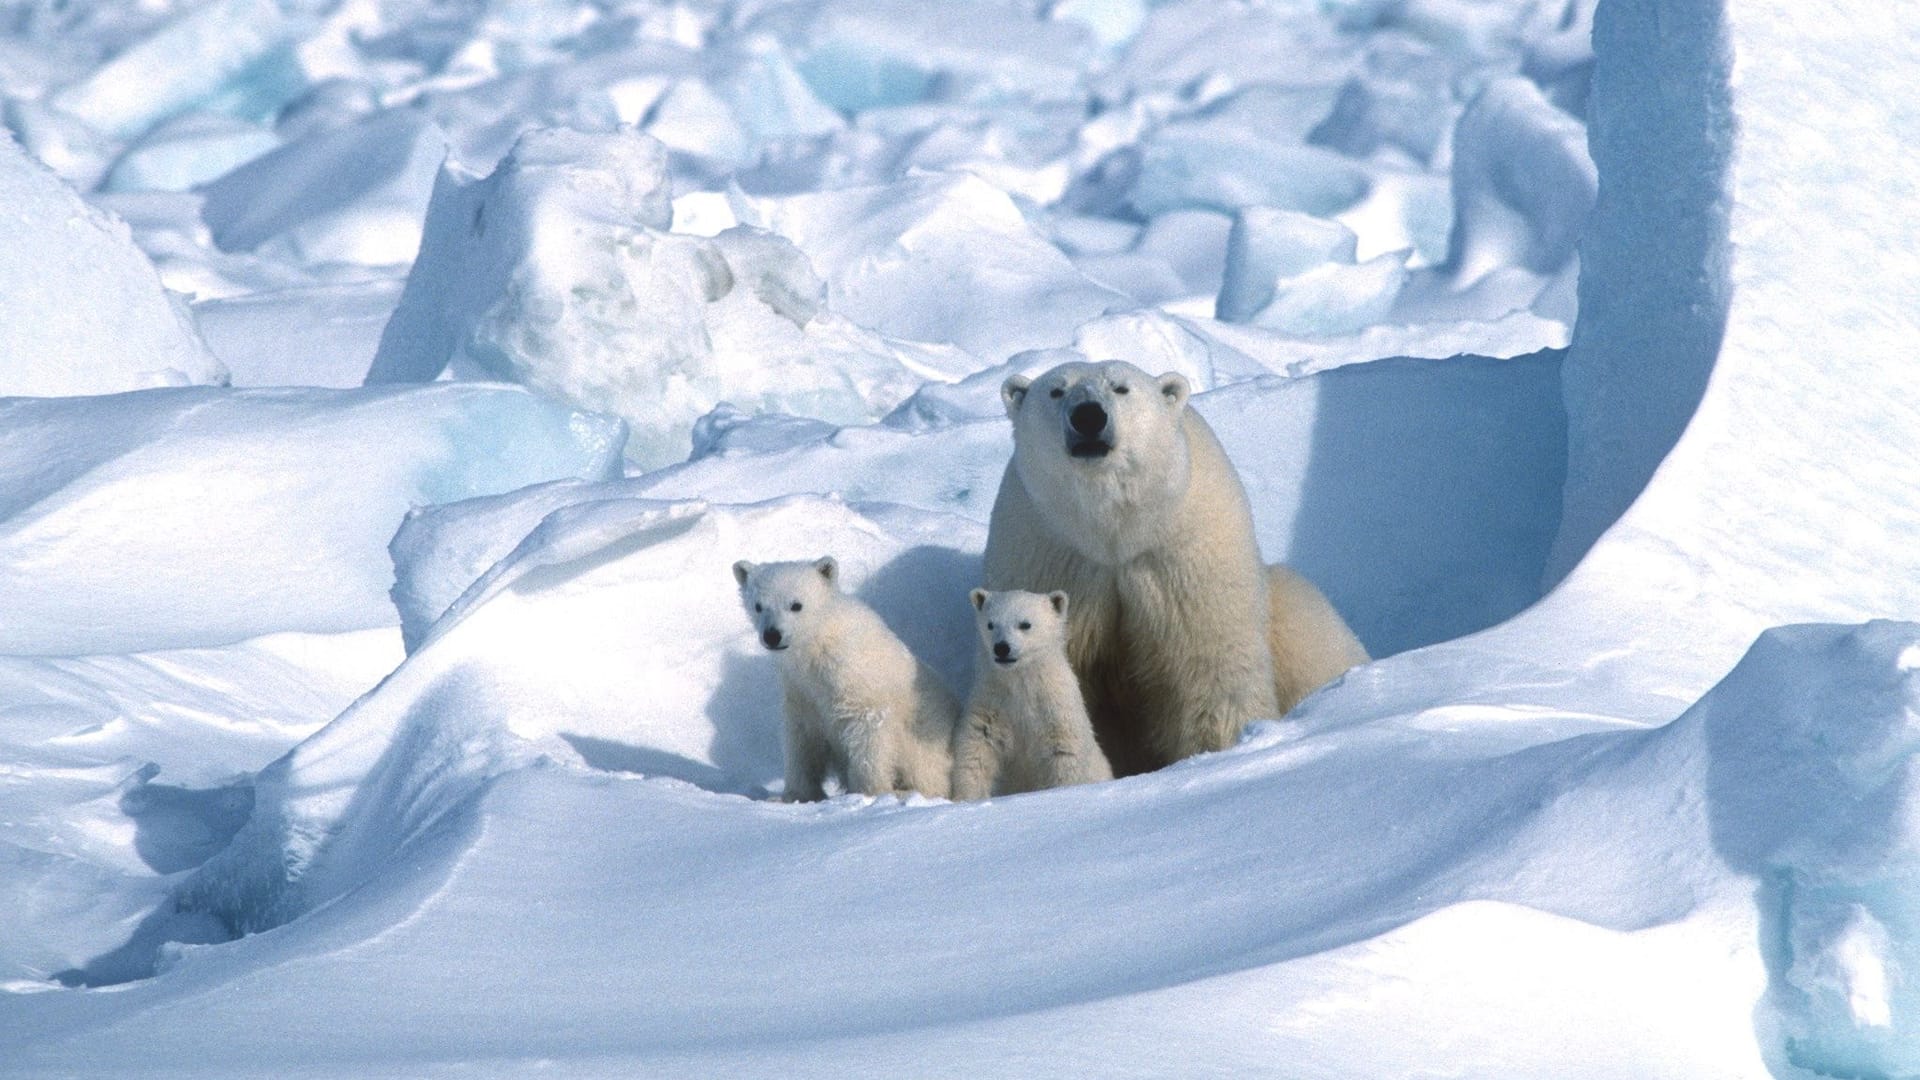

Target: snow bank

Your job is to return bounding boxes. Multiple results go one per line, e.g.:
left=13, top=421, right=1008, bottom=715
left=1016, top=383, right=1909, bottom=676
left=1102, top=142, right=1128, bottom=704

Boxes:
left=177, top=496, right=983, bottom=942
left=0, top=132, right=225, bottom=396
left=0, top=628, right=401, bottom=986
left=369, top=127, right=937, bottom=469
left=0, top=384, right=624, bottom=656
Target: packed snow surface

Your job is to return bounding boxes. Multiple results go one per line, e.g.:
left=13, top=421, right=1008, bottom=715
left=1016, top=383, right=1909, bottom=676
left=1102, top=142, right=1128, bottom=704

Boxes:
left=3, top=0, right=1918, bottom=1076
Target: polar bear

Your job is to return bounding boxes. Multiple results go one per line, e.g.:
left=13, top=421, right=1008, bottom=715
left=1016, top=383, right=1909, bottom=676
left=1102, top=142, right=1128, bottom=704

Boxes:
left=983, top=358, right=1368, bottom=776
left=733, top=557, right=960, bottom=800
left=952, top=589, right=1113, bottom=800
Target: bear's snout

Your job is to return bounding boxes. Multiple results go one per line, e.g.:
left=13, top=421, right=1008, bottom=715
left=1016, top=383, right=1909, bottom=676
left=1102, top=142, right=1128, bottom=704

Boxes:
left=1069, top=402, right=1108, bottom=437
left=993, top=640, right=1014, bottom=664
left=762, top=627, right=786, bottom=650
left=1065, top=390, right=1115, bottom=459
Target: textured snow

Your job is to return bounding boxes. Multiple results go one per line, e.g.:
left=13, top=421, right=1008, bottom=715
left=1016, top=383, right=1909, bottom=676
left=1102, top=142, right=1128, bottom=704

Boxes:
left=3, top=0, right=1918, bottom=1074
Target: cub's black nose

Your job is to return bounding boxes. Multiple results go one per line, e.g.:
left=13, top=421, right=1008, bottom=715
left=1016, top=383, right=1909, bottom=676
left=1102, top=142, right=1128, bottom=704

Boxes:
left=1069, top=401, right=1108, bottom=437
left=993, top=641, right=1011, bottom=660
left=762, top=627, right=783, bottom=649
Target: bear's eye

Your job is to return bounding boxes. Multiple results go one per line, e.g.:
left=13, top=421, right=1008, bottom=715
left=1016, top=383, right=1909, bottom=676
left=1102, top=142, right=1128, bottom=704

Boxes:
left=1114, top=384, right=1129, bottom=395
left=753, top=602, right=763, bottom=613
left=986, top=622, right=996, bottom=631
left=790, top=602, right=803, bottom=612
left=1018, top=621, right=1031, bottom=631
left=1048, top=387, right=1064, bottom=399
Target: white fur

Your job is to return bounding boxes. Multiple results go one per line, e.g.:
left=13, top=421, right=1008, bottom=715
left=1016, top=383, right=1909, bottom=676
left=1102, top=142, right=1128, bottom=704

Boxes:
left=984, top=359, right=1368, bottom=775
left=734, top=557, right=959, bottom=800
left=951, top=589, right=1112, bottom=799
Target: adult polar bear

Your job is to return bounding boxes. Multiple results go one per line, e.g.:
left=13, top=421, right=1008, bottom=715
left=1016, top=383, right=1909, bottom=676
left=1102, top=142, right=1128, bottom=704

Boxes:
left=983, top=358, right=1368, bottom=776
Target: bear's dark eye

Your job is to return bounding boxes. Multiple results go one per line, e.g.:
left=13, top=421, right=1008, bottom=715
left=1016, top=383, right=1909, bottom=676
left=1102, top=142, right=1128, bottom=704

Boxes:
left=1048, top=387, right=1064, bottom=399
left=753, top=602, right=763, bottom=612
left=790, top=602, right=803, bottom=612
left=1018, top=621, right=1031, bottom=631
left=986, top=622, right=996, bottom=631
left=1114, top=384, right=1129, bottom=395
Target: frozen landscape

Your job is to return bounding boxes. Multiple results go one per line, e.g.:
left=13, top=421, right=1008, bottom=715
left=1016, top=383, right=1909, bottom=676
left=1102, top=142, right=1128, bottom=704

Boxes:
left=2, top=0, right=1918, bottom=1075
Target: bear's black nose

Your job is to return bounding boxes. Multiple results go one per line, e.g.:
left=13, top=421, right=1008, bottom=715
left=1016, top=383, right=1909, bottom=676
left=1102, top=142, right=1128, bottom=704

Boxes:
left=993, top=640, right=1011, bottom=659
left=762, top=627, right=783, bottom=649
left=1070, top=401, right=1108, bottom=437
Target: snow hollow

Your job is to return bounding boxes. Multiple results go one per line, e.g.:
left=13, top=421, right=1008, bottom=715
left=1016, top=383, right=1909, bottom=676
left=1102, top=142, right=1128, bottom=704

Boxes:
left=3, top=0, right=1919, bottom=1077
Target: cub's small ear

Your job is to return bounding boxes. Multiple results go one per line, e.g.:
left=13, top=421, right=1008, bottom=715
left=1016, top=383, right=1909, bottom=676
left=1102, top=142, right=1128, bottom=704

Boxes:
left=1001, top=374, right=1032, bottom=419
left=813, top=556, right=838, bottom=583
left=732, top=560, right=754, bottom=586
left=1048, top=591, right=1069, bottom=616
left=970, top=588, right=989, bottom=612
left=1158, top=372, right=1191, bottom=410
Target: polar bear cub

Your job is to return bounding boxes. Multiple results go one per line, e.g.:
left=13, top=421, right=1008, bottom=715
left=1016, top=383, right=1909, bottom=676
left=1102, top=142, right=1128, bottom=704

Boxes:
left=733, top=557, right=960, bottom=801
left=951, top=589, right=1113, bottom=800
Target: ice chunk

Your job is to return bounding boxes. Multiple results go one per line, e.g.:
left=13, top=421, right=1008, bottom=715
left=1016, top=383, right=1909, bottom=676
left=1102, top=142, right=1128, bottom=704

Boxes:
left=198, top=109, right=450, bottom=268
left=1048, top=0, right=1147, bottom=51
left=370, top=127, right=931, bottom=469
left=1134, top=208, right=1233, bottom=299
left=48, top=0, right=315, bottom=141
left=1129, top=123, right=1372, bottom=219
left=101, top=111, right=280, bottom=193
left=761, top=0, right=1096, bottom=113
left=738, top=172, right=1123, bottom=360
left=1070, top=311, right=1235, bottom=391
left=192, top=278, right=405, bottom=387
left=1307, top=34, right=1460, bottom=166
left=0, top=132, right=226, bottom=396
left=1217, top=208, right=1408, bottom=336
left=1109, top=1, right=1355, bottom=97
left=1217, top=208, right=1358, bottom=323
left=718, top=35, right=846, bottom=144
left=1700, top=622, right=1920, bottom=1078
left=1444, top=77, right=1596, bottom=287
left=0, top=384, right=625, bottom=656
left=644, top=78, right=754, bottom=167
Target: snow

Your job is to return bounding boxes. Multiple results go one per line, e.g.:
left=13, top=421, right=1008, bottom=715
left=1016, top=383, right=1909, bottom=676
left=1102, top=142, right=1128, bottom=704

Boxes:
left=3, top=0, right=1919, bottom=1074
left=368, top=126, right=946, bottom=468
left=0, top=384, right=624, bottom=655
left=197, top=108, right=449, bottom=268
left=0, top=131, right=225, bottom=396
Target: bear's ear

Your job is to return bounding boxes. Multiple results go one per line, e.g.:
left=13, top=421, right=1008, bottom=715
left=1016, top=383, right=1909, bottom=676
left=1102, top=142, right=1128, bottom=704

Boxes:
left=1047, top=590, right=1069, bottom=616
left=1001, top=373, right=1032, bottom=419
left=732, top=560, right=754, bottom=586
left=1158, top=372, right=1191, bottom=410
left=813, top=556, right=838, bottom=584
left=970, top=588, right=989, bottom=612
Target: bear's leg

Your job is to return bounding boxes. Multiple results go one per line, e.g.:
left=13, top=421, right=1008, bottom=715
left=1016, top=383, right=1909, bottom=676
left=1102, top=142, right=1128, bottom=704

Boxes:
left=782, top=712, right=831, bottom=802
left=835, top=707, right=893, bottom=797
left=1040, top=721, right=1114, bottom=788
left=1265, top=564, right=1369, bottom=713
left=950, top=711, right=1000, bottom=800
